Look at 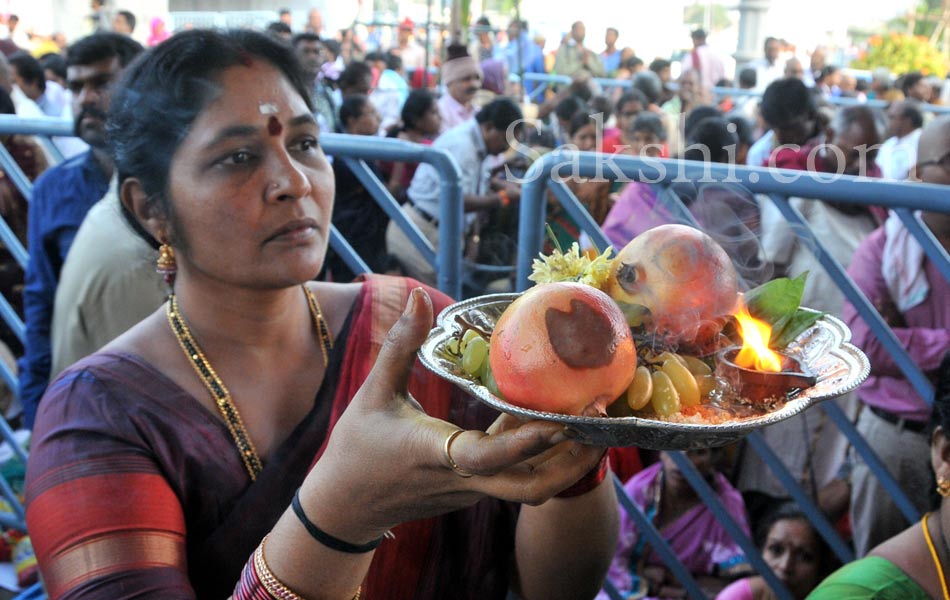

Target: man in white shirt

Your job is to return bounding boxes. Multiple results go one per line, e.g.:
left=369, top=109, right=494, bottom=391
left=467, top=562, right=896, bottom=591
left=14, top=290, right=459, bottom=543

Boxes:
left=386, top=98, right=523, bottom=284
left=679, top=29, right=726, bottom=92
left=751, top=37, right=783, bottom=92
left=9, top=51, right=67, bottom=117
left=877, top=100, right=924, bottom=181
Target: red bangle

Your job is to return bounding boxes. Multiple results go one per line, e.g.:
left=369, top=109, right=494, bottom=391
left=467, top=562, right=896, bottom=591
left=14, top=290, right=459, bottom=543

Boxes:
left=556, top=452, right=609, bottom=498
left=497, top=189, right=510, bottom=208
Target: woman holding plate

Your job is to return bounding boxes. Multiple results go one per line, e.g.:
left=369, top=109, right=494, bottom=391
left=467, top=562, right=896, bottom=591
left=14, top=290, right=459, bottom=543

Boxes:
left=24, top=29, right=618, bottom=599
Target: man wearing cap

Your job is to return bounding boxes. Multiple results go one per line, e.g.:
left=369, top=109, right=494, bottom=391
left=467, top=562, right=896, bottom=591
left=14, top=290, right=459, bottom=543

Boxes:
left=438, top=54, right=483, bottom=132
left=393, top=18, right=425, bottom=73
left=680, top=29, right=726, bottom=92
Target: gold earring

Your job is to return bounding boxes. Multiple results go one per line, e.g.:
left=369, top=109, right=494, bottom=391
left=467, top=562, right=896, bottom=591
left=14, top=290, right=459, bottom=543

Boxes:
left=156, top=242, right=177, bottom=287
left=937, top=478, right=950, bottom=498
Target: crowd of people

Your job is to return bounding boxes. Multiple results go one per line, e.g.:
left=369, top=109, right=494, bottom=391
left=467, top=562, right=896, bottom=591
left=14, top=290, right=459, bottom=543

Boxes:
left=0, top=5, right=947, bottom=599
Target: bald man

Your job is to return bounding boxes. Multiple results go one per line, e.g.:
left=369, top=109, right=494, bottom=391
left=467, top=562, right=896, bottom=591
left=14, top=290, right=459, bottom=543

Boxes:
left=843, top=115, right=950, bottom=556
left=784, top=57, right=804, bottom=80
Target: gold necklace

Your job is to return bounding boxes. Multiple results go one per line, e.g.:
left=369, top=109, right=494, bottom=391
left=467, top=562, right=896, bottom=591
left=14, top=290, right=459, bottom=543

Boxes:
left=922, top=512, right=950, bottom=600
left=166, top=285, right=334, bottom=480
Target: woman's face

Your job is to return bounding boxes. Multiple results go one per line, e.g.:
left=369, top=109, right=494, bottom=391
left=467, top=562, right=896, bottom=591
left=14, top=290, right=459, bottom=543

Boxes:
left=572, top=123, right=598, bottom=151
left=163, top=61, right=334, bottom=290
left=762, top=518, right=823, bottom=599
left=660, top=448, right=714, bottom=492
left=629, top=130, right=663, bottom=157
left=417, top=102, right=442, bottom=136
left=347, top=101, right=381, bottom=136
left=617, top=100, right=643, bottom=135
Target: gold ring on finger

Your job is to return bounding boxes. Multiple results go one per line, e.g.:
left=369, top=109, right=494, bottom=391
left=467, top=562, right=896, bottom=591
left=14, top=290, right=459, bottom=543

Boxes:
left=443, top=429, right=474, bottom=478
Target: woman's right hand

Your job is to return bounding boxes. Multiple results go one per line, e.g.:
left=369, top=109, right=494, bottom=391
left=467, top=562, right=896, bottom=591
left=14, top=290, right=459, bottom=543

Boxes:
left=300, top=288, right=606, bottom=545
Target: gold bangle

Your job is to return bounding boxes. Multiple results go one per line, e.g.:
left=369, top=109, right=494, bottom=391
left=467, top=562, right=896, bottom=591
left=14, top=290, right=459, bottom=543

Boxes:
left=255, top=535, right=362, bottom=600
left=255, top=536, right=305, bottom=600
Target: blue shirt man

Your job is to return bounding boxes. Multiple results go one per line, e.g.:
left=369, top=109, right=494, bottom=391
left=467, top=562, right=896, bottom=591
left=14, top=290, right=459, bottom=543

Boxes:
left=18, top=33, right=142, bottom=427
left=497, top=23, right=545, bottom=97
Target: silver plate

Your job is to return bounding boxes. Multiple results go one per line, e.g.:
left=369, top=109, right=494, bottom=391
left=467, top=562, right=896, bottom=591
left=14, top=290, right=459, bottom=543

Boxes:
left=418, top=293, right=870, bottom=450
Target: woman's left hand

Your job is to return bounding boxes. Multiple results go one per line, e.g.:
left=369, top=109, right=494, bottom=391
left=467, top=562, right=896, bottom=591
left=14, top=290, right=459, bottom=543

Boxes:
left=302, top=288, right=606, bottom=543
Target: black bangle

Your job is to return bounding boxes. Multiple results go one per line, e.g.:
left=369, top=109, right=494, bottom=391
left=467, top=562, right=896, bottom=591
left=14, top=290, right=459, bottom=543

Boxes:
left=291, top=488, right=383, bottom=554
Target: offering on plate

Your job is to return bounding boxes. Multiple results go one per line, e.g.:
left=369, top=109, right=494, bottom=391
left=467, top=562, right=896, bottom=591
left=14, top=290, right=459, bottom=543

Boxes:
left=421, top=224, right=869, bottom=449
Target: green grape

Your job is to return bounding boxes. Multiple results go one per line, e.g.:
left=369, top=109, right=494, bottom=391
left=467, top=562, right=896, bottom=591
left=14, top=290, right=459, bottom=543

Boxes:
left=460, top=329, right=481, bottom=353
left=445, top=337, right=460, bottom=356
left=681, top=355, right=712, bottom=376
left=696, top=373, right=717, bottom=399
left=478, top=346, right=492, bottom=381
left=482, top=361, right=503, bottom=398
left=650, top=370, right=681, bottom=417
left=660, top=358, right=700, bottom=407
left=654, top=351, right=687, bottom=367
left=461, top=336, right=488, bottom=376
left=626, top=366, right=654, bottom=411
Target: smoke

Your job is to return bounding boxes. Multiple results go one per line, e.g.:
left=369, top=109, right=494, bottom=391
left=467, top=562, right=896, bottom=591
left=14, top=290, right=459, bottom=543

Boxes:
left=667, top=181, right=774, bottom=290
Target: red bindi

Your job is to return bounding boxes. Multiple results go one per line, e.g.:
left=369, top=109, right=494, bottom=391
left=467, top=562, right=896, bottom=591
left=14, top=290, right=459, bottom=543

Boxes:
left=238, top=50, right=254, bottom=67
left=267, top=115, right=283, bottom=136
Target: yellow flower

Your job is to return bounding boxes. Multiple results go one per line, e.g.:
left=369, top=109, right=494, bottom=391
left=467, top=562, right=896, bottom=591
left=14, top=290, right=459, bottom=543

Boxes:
left=529, top=243, right=614, bottom=290
left=579, top=246, right=615, bottom=289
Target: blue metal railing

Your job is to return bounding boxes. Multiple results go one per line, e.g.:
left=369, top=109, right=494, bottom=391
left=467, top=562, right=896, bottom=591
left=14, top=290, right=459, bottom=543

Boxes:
left=519, top=151, right=950, bottom=598
left=320, top=132, right=465, bottom=299
left=522, top=72, right=950, bottom=115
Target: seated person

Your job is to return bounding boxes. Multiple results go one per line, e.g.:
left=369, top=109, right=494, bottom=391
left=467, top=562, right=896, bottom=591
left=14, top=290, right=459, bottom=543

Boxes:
left=325, top=94, right=393, bottom=282
left=385, top=98, right=523, bottom=285
left=809, top=354, right=950, bottom=599
left=717, top=508, right=836, bottom=600
left=598, top=112, right=668, bottom=250
left=598, top=449, right=752, bottom=599
left=380, top=89, right=440, bottom=202
left=545, top=108, right=613, bottom=252
left=611, top=90, right=648, bottom=154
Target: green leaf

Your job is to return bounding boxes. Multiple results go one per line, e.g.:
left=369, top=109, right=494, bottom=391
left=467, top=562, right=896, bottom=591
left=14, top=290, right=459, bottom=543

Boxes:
left=771, top=309, right=825, bottom=348
left=744, top=273, right=808, bottom=324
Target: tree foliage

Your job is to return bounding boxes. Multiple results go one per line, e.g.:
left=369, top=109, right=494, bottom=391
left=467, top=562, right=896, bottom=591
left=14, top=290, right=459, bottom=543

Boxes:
left=683, top=3, right=732, bottom=33
left=887, top=0, right=945, bottom=39
left=851, top=33, right=948, bottom=77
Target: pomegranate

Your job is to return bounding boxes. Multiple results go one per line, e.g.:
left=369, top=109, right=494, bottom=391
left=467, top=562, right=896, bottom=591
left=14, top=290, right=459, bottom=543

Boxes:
left=489, top=282, right=637, bottom=415
left=605, top=224, right=739, bottom=345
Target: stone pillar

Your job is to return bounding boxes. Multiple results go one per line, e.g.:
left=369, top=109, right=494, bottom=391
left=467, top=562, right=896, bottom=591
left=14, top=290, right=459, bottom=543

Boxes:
left=735, top=0, right=769, bottom=68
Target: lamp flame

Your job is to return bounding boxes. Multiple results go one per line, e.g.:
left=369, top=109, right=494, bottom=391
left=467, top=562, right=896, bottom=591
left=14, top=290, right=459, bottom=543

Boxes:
left=734, top=305, right=783, bottom=372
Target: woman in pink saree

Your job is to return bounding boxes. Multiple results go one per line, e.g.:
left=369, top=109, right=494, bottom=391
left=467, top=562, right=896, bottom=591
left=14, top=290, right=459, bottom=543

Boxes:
left=598, top=449, right=752, bottom=599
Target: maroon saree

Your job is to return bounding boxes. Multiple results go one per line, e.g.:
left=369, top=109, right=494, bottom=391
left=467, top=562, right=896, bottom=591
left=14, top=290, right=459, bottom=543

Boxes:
left=26, top=276, right=516, bottom=599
